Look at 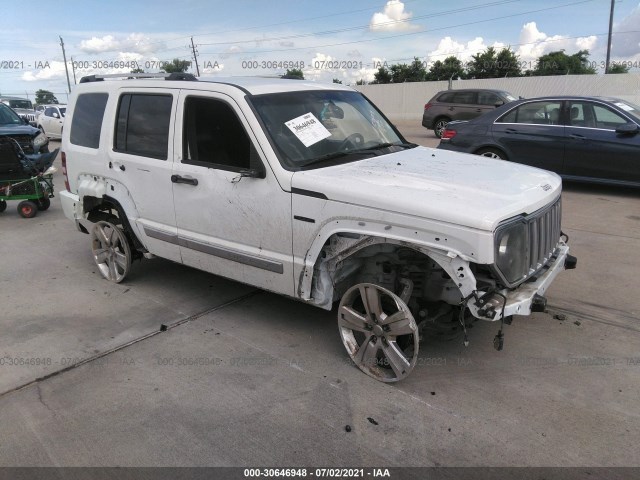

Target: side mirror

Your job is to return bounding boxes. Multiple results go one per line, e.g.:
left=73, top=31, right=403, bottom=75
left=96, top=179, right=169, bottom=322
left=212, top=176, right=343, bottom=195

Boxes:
left=238, top=167, right=265, bottom=179
left=53, top=112, right=60, bottom=119
left=22, top=117, right=30, bottom=125
left=616, top=123, right=639, bottom=135
left=494, top=101, right=504, bottom=107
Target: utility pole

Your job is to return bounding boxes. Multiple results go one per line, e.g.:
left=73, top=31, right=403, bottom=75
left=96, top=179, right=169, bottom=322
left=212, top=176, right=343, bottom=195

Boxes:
left=191, top=37, right=200, bottom=77
left=60, top=36, right=72, bottom=93
left=70, top=56, right=77, bottom=84
left=605, top=0, right=615, bottom=73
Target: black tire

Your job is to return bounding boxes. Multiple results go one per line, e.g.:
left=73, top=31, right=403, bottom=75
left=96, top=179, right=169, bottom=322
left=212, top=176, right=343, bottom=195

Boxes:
left=0, top=200, right=6, bottom=213
left=433, top=117, right=450, bottom=139
left=475, top=147, right=507, bottom=160
left=18, top=200, right=38, bottom=218
left=36, top=196, right=51, bottom=211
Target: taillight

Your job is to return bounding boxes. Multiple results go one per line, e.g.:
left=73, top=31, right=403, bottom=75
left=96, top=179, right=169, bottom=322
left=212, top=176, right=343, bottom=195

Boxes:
left=424, top=102, right=432, bottom=110
left=61, top=151, right=70, bottom=191
left=441, top=129, right=456, bottom=140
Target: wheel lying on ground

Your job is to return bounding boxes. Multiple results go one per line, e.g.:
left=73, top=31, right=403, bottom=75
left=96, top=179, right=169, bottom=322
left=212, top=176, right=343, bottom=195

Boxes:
left=36, top=196, right=51, bottom=211
left=90, top=220, right=132, bottom=283
left=0, top=200, right=6, bottom=213
left=338, top=283, right=419, bottom=382
left=17, top=200, right=38, bottom=218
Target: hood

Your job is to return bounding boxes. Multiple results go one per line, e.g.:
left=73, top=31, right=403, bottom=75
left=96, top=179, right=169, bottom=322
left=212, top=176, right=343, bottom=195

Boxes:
left=0, top=124, right=39, bottom=136
left=291, top=146, right=562, bottom=231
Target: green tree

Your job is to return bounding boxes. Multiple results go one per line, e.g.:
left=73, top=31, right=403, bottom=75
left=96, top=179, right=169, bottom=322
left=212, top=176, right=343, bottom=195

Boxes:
left=466, top=47, right=521, bottom=79
left=35, top=89, right=58, bottom=105
left=606, top=63, right=630, bottom=74
left=530, top=50, right=596, bottom=76
left=371, top=66, right=392, bottom=84
left=161, top=58, right=191, bottom=73
left=332, top=78, right=343, bottom=84
left=426, top=56, right=465, bottom=81
left=390, top=57, right=427, bottom=83
left=282, top=68, right=304, bottom=79
left=355, top=79, right=367, bottom=85
left=131, top=68, right=145, bottom=73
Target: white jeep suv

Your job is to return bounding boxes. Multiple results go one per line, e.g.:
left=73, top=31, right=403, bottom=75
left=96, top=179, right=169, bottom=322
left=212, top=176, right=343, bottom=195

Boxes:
left=59, top=73, right=576, bottom=382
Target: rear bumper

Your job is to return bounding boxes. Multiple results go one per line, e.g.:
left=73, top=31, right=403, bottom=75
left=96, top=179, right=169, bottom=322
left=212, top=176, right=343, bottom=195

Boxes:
left=59, top=189, right=85, bottom=232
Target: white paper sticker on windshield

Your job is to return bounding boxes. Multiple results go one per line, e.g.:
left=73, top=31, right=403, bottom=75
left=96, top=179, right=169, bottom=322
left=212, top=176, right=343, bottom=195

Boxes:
left=285, top=113, right=331, bottom=147
left=614, top=102, right=634, bottom=112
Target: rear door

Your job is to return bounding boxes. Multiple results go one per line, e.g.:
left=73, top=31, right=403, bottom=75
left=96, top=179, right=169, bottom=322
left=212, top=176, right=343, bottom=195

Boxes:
left=491, top=100, right=565, bottom=172
left=564, top=100, right=640, bottom=184
left=107, top=89, right=181, bottom=262
left=447, top=91, right=479, bottom=121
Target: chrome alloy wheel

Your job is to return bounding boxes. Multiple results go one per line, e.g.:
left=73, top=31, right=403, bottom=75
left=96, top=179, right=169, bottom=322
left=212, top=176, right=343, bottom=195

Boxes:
left=338, top=283, right=419, bottom=382
left=90, top=221, right=132, bottom=283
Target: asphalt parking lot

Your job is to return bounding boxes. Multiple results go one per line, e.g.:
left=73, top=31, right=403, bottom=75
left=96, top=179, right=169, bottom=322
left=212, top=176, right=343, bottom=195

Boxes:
left=1, top=130, right=639, bottom=472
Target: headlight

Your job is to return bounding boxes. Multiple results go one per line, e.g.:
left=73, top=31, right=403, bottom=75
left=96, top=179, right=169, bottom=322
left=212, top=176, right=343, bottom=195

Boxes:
left=494, top=220, right=529, bottom=286
left=33, top=132, right=47, bottom=149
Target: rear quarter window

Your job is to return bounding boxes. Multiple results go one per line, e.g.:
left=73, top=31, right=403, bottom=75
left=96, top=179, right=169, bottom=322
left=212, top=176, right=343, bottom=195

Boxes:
left=70, top=93, right=109, bottom=149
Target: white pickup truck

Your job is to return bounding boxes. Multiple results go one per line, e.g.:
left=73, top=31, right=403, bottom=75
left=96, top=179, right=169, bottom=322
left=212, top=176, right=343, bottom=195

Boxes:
left=59, top=74, right=576, bottom=382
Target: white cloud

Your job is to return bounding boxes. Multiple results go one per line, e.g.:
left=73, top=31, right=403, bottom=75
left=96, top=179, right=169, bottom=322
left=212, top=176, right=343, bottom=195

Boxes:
left=22, top=61, right=67, bottom=82
left=370, top=1, right=420, bottom=32
left=516, top=22, right=598, bottom=63
left=78, top=33, right=163, bottom=54
left=427, top=36, right=505, bottom=65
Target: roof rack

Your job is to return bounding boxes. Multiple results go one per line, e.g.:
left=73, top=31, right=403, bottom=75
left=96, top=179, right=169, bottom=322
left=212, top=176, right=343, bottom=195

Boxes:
left=79, top=72, right=198, bottom=83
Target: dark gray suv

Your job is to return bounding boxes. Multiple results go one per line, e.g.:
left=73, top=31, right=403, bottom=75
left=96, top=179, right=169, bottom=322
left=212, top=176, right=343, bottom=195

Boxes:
left=422, top=89, right=517, bottom=138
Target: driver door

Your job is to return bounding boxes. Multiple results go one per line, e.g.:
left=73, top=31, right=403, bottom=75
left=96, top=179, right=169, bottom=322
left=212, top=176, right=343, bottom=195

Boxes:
left=171, top=91, right=294, bottom=296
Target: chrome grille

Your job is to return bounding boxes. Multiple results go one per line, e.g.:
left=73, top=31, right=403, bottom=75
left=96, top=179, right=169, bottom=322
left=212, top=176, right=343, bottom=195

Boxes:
left=527, top=197, right=562, bottom=277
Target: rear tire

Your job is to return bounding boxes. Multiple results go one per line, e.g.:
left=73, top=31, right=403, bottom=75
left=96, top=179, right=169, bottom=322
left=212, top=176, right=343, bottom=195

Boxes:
left=0, top=200, right=6, bottom=213
left=476, top=148, right=507, bottom=160
left=36, top=197, right=51, bottom=211
left=433, top=117, right=450, bottom=139
left=18, top=200, right=38, bottom=218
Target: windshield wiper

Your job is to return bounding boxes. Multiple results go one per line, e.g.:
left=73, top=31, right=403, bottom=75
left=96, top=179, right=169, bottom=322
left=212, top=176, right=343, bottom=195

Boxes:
left=301, top=150, right=376, bottom=168
left=356, top=142, right=418, bottom=151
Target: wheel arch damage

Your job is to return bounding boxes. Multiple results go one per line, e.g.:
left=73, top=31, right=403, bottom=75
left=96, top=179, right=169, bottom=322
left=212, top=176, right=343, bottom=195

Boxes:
left=302, top=231, right=479, bottom=311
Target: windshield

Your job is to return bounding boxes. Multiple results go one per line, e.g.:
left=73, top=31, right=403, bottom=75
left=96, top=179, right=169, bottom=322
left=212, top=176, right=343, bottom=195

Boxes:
left=502, top=92, right=518, bottom=102
left=612, top=100, right=640, bottom=122
left=9, top=100, right=33, bottom=110
left=0, top=104, right=24, bottom=125
left=250, top=90, right=405, bottom=170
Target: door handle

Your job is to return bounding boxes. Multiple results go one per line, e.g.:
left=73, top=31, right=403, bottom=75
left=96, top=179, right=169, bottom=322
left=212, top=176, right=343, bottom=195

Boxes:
left=476, top=109, right=483, bottom=112
left=505, top=128, right=518, bottom=134
left=171, top=174, right=198, bottom=186
left=569, top=134, right=586, bottom=140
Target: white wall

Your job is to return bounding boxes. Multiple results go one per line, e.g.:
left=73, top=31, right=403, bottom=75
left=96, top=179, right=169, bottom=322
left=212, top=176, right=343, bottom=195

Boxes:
left=355, top=73, right=640, bottom=122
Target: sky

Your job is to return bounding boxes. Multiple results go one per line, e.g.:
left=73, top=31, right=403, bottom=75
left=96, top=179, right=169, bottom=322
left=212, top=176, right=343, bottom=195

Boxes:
left=1, top=0, right=639, bottom=102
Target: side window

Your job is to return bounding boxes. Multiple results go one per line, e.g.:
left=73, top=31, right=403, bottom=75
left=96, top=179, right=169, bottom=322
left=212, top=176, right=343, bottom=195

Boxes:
left=592, top=104, right=628, bottom=130
left=568, top=103, right=586, bottom=127
left=478, top=92, right=500, bottom=106
left=497, top=101, right=562, bottom=125
left=437, top=92, right=455, bottom=103
left=114, top=94, right=172, bottom=160
left=182, top=96, right=259, bottom=172
left=70, top=93, right=109, bottom=149
left=44, top=107, right=55, bottom=117
left=451, top=92, right=476, bottom=104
